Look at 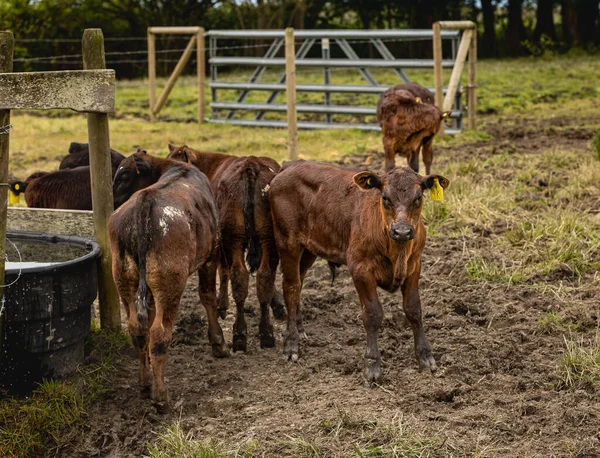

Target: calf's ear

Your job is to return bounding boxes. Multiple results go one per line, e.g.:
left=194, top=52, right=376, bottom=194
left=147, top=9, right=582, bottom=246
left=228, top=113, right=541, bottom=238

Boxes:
left=422, top=175, right=450, bottom=189
left=353, top=171, right=382, bottom=191
left=133, top=155, right=151, bottom=176
left=168, top=143, right=179, bottom=154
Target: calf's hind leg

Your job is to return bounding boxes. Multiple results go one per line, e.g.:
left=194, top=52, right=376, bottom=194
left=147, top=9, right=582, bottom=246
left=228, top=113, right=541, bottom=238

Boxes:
left=198, top=259, right=229, bottom=357
left=279, top=247, right=304, bottom=362
left=255, top=239, right=278, bottom=348
left=146, top=273, right=187, bottom=411
left=229, top=241, right=250, bottom=352
left=216, top=260, right=230, bottom=319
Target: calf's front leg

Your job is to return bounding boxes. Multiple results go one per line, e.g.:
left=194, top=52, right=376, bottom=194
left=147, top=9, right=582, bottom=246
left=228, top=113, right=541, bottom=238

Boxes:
left=353, top=275, right=384, bottom=387
left=401, top=261, right=436, bottom=372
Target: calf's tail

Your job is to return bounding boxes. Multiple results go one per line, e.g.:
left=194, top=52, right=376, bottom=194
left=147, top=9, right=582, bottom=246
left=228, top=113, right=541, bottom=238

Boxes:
left=243, top=164, right=261, bottom=273
left=135, top=193, right=154, bottom=330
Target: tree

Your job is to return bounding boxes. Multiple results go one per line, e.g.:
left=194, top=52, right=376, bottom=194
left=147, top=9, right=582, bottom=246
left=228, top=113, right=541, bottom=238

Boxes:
left=506, top=0, right=527, bottom=56
left=481, top=0, right=498, bottom=56
left=534, top=0, right=556, bottom=43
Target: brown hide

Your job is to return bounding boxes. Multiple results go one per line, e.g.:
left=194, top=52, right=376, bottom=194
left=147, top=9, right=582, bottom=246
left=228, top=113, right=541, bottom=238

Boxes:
left=109, top=153, right=227, bottom=409
left=10, top=167, right=93, bottom=210
left=377, top=83, right=448, bottom=174
left=270, top=160, right=449, bottom=385
left=167, top=144, right=284, bottom=350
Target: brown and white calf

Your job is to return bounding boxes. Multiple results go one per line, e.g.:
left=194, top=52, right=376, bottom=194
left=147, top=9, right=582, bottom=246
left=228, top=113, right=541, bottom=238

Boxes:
left=167, top=144, right=284, bottom=352
left=377, top=83, right=449, bottom=174
left=109, top=151, right=228, bottom=410
left=269, top=161, right=449, bottom=385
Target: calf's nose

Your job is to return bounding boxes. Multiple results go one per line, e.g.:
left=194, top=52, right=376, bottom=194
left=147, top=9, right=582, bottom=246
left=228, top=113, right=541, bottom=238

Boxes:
left=390, top=224, right=415, bottom=242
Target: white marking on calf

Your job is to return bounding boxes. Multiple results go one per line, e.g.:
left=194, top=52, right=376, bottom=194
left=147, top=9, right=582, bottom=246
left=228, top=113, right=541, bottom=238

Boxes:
left=158, top=206, right=189, bottom=236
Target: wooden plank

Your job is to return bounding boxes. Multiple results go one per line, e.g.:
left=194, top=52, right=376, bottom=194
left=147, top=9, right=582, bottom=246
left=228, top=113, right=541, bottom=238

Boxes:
left=442, top=29, right=473, bottom=112
left=152, top=35, right=196, bottom=116
left=197, top=28, right=205, bottom=123
left=285, top=28, right=298, bottom=160
left=0, top=69, right=115, bottom=113
left=7, top=208, right=95, bottom=238
left=149, top=27, right=202, bottom=35
left=0, top=30, right=13, bottom=357
left=468, top=30, right=477, bottom=130
left=82, top=29, right=121, bottom=331
left=438, top=21, right=475, bottom=30
left=148, top=30, right=156, bottom=122
left=432, top=22, right=444, bottom=136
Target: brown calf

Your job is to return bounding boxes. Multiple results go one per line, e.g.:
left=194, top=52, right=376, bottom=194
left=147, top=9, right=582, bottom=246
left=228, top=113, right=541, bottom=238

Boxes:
left=167, top=144, right=284, bottom=351
left=377, top=83, right=449, bottom=173
left=60, top=142, right=125, bottom=173
left=109, top=151, right=228, bottom=410
left=269, top=161, right=449, bottom=385
left=9, top=167, right=93, bottom=210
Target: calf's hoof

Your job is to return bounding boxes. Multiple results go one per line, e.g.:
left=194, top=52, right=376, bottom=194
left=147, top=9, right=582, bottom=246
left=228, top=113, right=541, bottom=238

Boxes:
left=153, top=400, right=170, bottom=415
left=283, top=335, right=299, bottom=362
left=418, top=353, right=437, bottom=373
left=212, top=342, right=230, bottom=358
left=260, top=332, right=276, bottom=349
left=151, top=388, right=169, bottom=414
left=217, top=307, right=228, bottom=320
left=233, top=333, right=247, bottom=353
left=270, top=292, right=287, bottom=320
left=140, top=384, right=152, bottom=399
left=363, top=357, right=381, bottom=387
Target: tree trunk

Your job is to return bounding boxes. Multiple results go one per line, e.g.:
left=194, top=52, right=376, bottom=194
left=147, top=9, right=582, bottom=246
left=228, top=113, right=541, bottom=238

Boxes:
left=561, top=0, right=578, bottom=47
left=576, top=0, right=599, bottom=46
left=506, top=0, right=526, bottom=56
left=481, top=0, right=497, bottom=57
left=534, top=0, right=557, bottom=42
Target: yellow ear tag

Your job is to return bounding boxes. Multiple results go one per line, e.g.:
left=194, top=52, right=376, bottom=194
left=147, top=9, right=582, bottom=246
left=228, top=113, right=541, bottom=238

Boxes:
left=430, top=177, right=444, bottom=201
left=9, top=191, right=20, bottom=205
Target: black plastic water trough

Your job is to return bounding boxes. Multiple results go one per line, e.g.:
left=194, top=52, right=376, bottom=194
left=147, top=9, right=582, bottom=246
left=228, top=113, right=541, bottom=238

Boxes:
left=0, top=231, right=101, bottom=394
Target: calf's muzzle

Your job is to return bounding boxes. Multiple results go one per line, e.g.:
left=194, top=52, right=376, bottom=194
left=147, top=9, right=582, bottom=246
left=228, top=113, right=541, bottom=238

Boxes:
left=390, top=222, right=415, bottom=242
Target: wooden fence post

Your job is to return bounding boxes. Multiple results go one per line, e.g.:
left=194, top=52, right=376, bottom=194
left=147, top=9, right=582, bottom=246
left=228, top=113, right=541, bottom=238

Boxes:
left=467, top=30, right=477, bottom=130
left=148, top=29, right=156, bottom=123
left=285, top=27, right=298, bottom=160
left=432, top=22, right=444, bottom=136
left=442, top=28, right=473, bottom=112
left=82, top=29, right=121, bottom=330
left=152, top=35, right=196, bottom=117
left=0, top=31, right=14, bottom=350
left=197, top=28, right=205, bottom=123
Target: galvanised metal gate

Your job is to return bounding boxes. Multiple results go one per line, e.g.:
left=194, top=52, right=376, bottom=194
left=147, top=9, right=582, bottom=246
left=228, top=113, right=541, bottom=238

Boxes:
left=206, top=29, right=463, bottom=134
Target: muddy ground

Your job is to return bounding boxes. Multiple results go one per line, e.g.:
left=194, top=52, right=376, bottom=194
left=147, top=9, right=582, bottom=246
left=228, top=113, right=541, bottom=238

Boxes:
left=68, top=117, right=599, bottom=458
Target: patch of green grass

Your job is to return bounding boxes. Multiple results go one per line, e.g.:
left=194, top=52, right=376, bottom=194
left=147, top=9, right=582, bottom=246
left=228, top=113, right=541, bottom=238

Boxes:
left=465, top=257, right=525, bottom=284
left=0, top=380, right=85, bottom=458
left=593, top=131, right=600, bottom=161
left=147, top=423, right=225, bottom=458
left=557, top=331, right=600, bottom=393
left=316, top=408, right=442, bottom=458
left=0, top=327, right=131, bottom=458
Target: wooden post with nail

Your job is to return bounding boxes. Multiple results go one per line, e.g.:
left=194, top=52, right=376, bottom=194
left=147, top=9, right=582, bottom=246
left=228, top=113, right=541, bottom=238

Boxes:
left=285, top=27, right=298, bottom=160
left=0, top=31, right=14, bottom=349
left=82, top=28, right=121, bottom=330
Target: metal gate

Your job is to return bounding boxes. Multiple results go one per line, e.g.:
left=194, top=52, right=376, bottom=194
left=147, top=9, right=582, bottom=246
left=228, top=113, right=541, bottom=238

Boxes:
left=207, top=29, right=463, bottom=134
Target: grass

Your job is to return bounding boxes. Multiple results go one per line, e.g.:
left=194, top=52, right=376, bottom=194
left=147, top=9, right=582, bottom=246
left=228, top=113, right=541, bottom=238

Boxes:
left=593, top=131, right=600, bottom=160
left=147, top=423, right=225, bottom=458
left=557, top=331, right=600, bottom=393
left=0, top=327, right=131, bottom=458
